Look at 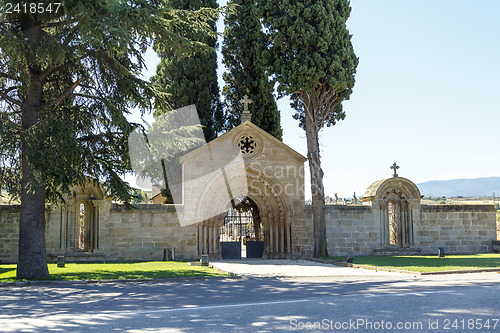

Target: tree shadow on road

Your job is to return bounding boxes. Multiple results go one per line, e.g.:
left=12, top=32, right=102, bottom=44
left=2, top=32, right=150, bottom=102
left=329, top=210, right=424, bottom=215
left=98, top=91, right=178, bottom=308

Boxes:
left=0, top=275, right=498, bottom=332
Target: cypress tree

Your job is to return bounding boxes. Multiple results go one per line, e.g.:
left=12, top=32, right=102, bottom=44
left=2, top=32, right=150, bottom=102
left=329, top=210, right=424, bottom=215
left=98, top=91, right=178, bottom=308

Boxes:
left=222, top=0, right=282, bottom=140
left=153, top=0, right=223, bottom=142
left=259, top=0, right=358, bottom=256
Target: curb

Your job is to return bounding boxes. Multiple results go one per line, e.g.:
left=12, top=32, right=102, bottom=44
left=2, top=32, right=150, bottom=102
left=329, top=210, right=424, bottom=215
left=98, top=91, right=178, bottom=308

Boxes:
left=0, top=274, right=240, bottom=288
left=309, top=259, right=500, bottom=275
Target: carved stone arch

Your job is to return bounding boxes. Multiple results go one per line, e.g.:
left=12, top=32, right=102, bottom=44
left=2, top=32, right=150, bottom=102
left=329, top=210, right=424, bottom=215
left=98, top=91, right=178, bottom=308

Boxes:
left=362, top=177, right=422, bottom=249
left=194, top=162, right=293, bottom=258
left=60, top=180, right=103, bottom=253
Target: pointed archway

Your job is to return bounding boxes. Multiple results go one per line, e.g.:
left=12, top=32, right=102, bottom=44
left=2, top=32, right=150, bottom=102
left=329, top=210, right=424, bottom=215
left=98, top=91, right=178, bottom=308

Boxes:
left=219, top=197, right=264, bottom=259
left=195, top=163, right=294, bottom=259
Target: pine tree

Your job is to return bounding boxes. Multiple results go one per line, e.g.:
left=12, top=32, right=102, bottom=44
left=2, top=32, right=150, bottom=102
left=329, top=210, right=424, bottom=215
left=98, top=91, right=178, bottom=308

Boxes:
left=259, top=0, right=358, bottom=256
left=222, top=0, right=282, bottom=140
left=0, top=0, right=221, bottom=279
left=153, top=0, right=222, bottom=142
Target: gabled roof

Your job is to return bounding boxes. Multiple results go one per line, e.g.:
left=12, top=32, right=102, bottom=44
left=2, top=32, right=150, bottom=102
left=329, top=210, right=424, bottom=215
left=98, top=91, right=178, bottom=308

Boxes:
left=180, top=120, right=307, bottom=163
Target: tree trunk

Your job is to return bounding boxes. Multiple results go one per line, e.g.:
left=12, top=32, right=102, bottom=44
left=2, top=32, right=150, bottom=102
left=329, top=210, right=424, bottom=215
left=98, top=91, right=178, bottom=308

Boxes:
left=16, top=73, right=50, bottom=280
left=17, top=174, right=49, bottom=280
left=304, top=110, right=327, bottom=258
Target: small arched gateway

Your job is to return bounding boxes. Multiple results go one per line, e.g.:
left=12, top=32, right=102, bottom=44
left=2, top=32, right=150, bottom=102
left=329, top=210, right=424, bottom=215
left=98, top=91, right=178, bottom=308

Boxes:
left=361, top=173, right=423, bottom=253
left=179, top=120, right=312, bottom=259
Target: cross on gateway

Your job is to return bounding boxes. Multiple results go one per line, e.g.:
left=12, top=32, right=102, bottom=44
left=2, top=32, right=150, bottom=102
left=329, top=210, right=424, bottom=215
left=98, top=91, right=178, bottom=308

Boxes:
left=239, top=94, right=253, bottom=122
left=390, top=163, right=399, bottom=177
left=239, top=95, right=252, bottom=111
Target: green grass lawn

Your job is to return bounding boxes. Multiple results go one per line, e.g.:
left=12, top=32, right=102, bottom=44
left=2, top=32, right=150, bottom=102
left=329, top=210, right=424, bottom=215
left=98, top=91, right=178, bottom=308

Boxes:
left=0, top=261, right=230, bottom=282
left=321, top=254, right=500, bottom=273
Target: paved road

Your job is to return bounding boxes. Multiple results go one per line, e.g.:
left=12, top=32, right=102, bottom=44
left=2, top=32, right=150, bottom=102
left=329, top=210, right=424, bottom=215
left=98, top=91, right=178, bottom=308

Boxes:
left=1, top=263, right=499, bottom=332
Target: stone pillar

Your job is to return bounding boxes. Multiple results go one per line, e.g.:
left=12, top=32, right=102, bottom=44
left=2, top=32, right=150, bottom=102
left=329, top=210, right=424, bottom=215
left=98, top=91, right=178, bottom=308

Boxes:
left=268, top=212, right=274, bottom=257
left=287, top=214, right=292, bottom=257
left=279, top=215, right=285, bottom=256
left=203, top=223, right=208, bottom=255
left=261, top=215, right=269, bottom=258
left=378, top=201, right=387, bottom=247
left=60, top=207, right=67, bottom=250
left=197, top=224, right=202, bottom=256
left=92, top=199, right=108, bottom=253
left=67, top=201, right=74, bottom=251
left=273, top=219, right=280, bottom=255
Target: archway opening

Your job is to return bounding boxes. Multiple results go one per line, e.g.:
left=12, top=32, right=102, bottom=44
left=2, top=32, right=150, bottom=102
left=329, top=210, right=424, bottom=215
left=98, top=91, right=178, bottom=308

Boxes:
left=78, top=203, right=86, bottom=250
left=388, top=200, right=399, bottom=246
left=220, top=196, right=263, bottom=259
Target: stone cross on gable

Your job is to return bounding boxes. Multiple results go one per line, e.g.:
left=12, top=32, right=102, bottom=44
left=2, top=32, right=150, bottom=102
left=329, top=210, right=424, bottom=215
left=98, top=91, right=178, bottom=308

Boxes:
left=240, top=94, right=252, bottom=123
left=390, top=162, right=399, bottom=177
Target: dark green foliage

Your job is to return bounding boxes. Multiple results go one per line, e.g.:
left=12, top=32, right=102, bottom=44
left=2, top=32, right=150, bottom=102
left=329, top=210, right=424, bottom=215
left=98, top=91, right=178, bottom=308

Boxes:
left=153, top=0, right=222, bottom=142
left=0, top=0, right=221, bottom=279
left=222, top=0, right=282, bottom=140
left=0, top=0, right=221, bottom=203
left=259, top=0, right=358, bottom=128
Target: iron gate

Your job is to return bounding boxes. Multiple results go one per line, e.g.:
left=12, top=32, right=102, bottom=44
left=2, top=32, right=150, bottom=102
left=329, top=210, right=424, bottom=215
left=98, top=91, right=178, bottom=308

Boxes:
left=220, top=209, right=264, bottom=259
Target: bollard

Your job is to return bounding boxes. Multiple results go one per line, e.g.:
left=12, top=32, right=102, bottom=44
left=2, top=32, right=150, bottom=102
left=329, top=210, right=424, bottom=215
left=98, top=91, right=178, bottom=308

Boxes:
left=57, top=256, right=65, bottom=268
left=170, top=248, right=176, bottom=261
left=163, top=248, right=176, bottom=261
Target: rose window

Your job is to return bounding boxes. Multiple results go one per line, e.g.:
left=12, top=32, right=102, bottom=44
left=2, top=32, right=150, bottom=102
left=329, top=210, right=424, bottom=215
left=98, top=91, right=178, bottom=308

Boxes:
left=238, top=135, right=257, bottom=155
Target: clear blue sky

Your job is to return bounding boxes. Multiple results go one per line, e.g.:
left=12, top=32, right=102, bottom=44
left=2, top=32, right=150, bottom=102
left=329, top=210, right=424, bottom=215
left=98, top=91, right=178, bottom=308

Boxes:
left=133, top=0, right=500, bottom=199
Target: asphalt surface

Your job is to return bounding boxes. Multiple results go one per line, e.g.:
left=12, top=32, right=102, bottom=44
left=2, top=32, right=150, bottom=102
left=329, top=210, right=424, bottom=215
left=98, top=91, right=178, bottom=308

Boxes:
left=1, top=260, right=499, bottom=332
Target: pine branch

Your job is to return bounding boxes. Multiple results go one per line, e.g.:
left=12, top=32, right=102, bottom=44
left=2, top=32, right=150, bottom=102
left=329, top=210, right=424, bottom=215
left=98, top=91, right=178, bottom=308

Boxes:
left=0, top=71, right=20, bottom=82
left=72, top=92, right=107, bottom=103
left=0, top=112, right=20, bottom=128
left=0, top=91, right=22, bottom=106
left=41, top=19, right=78, bottom=29
left=39, top=77, right=84, bottom=111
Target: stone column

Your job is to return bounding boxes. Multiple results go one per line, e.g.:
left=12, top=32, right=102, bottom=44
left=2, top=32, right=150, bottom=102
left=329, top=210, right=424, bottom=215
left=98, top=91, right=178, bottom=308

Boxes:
left=286, top=213, right=292, bottom=257
left=279, top=214, right=285, bottom=256
left=92, top=199, right=108, bottom=253
left=202, top=223, right=208, bottom=255
left=261, top=215, right=269, bottom=258
left=268, top=212, right=274, bottom=257
left=197, top=224, right=202, bottom=256
left=66, top=201, right=74, bottom=252
left=377, top=200, right=387, bottom=247
left=60, top=207, right=66, bottom=251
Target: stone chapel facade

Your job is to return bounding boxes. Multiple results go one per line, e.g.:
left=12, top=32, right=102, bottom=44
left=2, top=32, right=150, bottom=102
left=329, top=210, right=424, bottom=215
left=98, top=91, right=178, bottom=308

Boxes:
left=0, top=119, right=497, bottom=263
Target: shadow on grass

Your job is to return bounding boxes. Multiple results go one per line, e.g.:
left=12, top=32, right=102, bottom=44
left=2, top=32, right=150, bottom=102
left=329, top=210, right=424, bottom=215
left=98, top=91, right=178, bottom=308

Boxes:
left=1, top=262, right=228, bottom=282
left=0, top=266, right=16, bottom=275
left=43, top=268, right=225, bottom=281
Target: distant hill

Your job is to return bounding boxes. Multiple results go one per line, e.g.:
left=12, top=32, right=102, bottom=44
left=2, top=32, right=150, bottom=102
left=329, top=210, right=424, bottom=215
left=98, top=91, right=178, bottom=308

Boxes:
left=417, top=177, right=500, bottom=197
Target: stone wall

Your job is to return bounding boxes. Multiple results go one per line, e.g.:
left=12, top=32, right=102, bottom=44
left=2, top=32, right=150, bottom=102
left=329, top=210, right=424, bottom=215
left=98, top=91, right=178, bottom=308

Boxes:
left=0, top=204, right=199, bottom=263
left=318, top=204, right=497, bottom=256
left=99, top=204, right=198, bottom=261
left=1, top=202, right=497, bottom=263
left=417, top=205, right=497, bottom=253
left=311, top=205, right=380, bottom=256
left=0, top=206, right=20, bottom=263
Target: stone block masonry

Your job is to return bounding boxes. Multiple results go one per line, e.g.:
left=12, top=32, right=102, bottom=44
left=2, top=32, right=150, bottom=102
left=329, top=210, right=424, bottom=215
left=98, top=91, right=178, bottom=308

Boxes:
left=318, top=203, right=497, bottom=256
left=309, top=205, right=379, bottom=256
left=1, top=201, right=497, bottom=262
left=0, top=205, right=20, bottom=263
left=418, top=205, right=497, bottom=253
